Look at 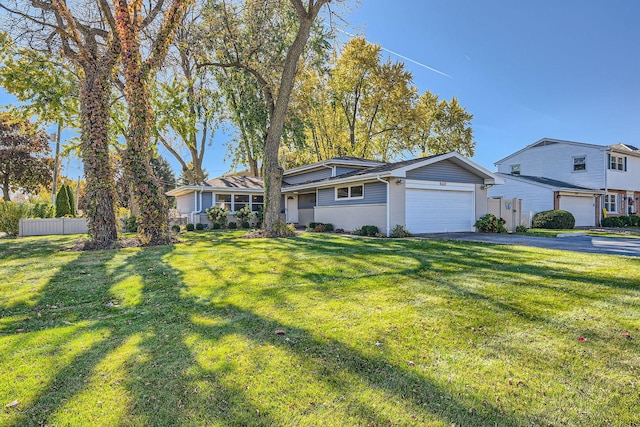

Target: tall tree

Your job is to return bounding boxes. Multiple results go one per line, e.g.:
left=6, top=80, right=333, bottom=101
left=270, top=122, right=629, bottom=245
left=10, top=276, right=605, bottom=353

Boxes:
left=200, top=0, right=335, bottom=234
left=152, top=9, right=222, bottom=184
left=0, top=112, right=53, bottom=201
left=293, top=37, right=476, bottom=165
left=1, top=0, right=122, bottom=246
left=113, top=0, right=192, bottom=245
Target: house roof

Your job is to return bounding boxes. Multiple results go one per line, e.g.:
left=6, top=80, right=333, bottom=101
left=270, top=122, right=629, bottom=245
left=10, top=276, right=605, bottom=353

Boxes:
left=283, top=156, right=384, bottom=176
left=284, top=152, right=503, bottom=191
left=494, top=138, right=607, bottom=165
left=166, top=175, right=263, bottom=196
left=205, top=175, right=263, bottom=189
left=497, top=173, right=603, bottom=193
left=167, top=153, right=503, bottom=196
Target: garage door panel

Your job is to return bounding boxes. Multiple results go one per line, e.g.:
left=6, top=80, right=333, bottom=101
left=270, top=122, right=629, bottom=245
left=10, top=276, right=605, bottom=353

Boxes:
left=559, top=196, right=595, bottom=227
left=406, top=188, right=474, bottom=233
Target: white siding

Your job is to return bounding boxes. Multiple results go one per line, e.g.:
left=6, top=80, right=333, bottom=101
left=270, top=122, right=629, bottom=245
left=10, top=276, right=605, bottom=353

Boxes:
left=606, top=155, right=640, bottom=191
left=176, top=193, right=196, bottom=214
left=488, top=178, right=554, bottom=214
left=497, top=142, right=606, bottom=189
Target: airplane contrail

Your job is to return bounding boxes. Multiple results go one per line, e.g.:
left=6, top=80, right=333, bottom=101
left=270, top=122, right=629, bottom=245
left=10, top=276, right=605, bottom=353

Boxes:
left=338, top=29, right=452, bottom=78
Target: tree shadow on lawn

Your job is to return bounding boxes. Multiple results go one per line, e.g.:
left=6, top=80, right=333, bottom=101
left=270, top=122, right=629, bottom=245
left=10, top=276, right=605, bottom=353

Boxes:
left=2, top=237, right=529, bottom=426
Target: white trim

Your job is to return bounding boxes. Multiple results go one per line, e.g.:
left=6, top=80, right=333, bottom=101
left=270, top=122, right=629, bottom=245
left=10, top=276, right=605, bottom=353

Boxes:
left=334, top=184, right=365, bottom=201
left=405, top=180, right=475, bottom=192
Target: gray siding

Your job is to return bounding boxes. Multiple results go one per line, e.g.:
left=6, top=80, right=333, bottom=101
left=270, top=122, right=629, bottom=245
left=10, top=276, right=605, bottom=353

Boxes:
left=284, top=168, right=332, bottom=185
left=335, top=167, right=362, bottom=176
left=317, top=181, right=386, bottom=206
left=202, top=192, right=213, bottom=210
left=406, top=159, right=484, bottom=184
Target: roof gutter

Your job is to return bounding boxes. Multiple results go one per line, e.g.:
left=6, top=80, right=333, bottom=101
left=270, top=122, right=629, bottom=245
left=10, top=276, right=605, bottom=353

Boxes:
left=376, top=175, right=390, bottom=237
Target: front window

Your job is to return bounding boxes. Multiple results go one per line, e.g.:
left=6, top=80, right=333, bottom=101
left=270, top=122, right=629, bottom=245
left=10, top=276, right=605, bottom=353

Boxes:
left=510, top=164, right=521, bottom=175
left=609, top=155, right=626, bottom=171
left=573, top=156, right=586, bottom=171
left=216, top=194, right=231, bottom=210
left=234, top=194, right=249, bottom=211
left=336, top=185, right=364, bottom=200
left=251, top=195, right=264, bottom=212
left=604, top=194, right=618, bottom=213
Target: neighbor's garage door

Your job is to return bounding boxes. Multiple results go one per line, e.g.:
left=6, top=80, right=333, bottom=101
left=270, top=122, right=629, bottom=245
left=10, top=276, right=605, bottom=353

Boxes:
left=406, top=185, right=475, bottom=233
left=559, top=195, right=595, bottom=227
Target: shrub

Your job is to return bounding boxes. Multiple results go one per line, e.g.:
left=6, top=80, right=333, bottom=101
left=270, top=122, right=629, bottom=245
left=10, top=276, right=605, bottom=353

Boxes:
left=205, top=206, right=230, bottom=228
left=234, top=206, right=254, bottom=224
left=212, top=223, right=221, bottom=230
left=353, top=225, right=379, bottom=236
left=268, top=221, right=296, bottom=237
left=390, top=224, right=412, bottom=238
left=195, top=223, right=204, bottom=231
left=171, top=224, right=181, bottom=233
left=531, top=210, right=575, bottom=229
left=241, top=221, right=250, bottom=229
left=0, top=201, right=29, bottom=237
left=309, top=222, right=334, bottom=232
left=123, top=215, right=138, bottom=232
left=515, top=225, right=528, bottom=233
left=474, top=214, right=508, bottom=233
left=30, top=203, right=55, bottom=218
left=228, top=222, right=237, bottom=229
left=601, top=217, right=624, bottom=228
left=630, top=215, right=640, bottom=227
left=186, top=223, right=195, bottom=231
left=55, top=184, right=75, bottom=217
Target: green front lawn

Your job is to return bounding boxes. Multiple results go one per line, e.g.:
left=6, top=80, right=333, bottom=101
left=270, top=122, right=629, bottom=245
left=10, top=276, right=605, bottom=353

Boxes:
left=1, top=233, right=638, bottom=426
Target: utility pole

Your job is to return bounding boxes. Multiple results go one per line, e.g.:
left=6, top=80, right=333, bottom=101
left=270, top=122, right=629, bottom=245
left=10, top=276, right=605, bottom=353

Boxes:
left=50, top=120, right=62, bottom=205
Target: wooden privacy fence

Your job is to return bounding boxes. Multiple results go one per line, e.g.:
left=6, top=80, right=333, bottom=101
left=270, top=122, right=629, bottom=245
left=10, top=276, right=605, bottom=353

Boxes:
left=19, top=218, right=88, bottom=237
left=487, top=197, right=523, bottom=232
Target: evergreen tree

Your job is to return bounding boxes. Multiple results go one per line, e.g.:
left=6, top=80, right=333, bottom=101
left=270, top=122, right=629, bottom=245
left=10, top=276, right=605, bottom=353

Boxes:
left=55, top=184, right=72, bottom=217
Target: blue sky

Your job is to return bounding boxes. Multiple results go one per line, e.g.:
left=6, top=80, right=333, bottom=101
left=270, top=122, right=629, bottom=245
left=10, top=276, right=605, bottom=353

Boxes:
left=3, top=1, right=640, bottom=179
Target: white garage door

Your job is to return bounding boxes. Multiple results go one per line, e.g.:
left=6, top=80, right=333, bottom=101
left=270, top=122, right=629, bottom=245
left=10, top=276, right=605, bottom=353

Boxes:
left=559, top=196, right=595, bottom=227
left=406, top=187, right=475, bottom=233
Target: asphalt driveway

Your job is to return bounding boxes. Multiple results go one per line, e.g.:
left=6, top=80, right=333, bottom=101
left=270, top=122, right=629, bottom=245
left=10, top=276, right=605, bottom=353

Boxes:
left=416, top=232, right=640, bottom=257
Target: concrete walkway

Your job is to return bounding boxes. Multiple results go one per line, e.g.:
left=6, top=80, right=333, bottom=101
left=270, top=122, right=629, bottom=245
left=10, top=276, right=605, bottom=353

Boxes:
left=415, top=232, right=640, bottom=257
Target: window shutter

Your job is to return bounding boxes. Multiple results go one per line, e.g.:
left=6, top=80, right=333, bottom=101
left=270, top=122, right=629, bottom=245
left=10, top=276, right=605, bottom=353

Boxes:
left=607, top=153, right=611, bottom=169
left=624, top=157, right=627, bottom=171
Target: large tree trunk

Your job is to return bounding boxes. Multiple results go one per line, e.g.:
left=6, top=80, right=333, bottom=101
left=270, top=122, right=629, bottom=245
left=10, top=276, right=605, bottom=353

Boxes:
left=121, top=74, right=170, bottom=245
left=79, top=70, right=118, bottom=246
left=263, top=14, right=314, bottom=232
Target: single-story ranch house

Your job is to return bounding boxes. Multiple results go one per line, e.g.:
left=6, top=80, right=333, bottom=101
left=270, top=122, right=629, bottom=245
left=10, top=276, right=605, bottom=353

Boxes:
left=167, top=152, right=504, bottom=235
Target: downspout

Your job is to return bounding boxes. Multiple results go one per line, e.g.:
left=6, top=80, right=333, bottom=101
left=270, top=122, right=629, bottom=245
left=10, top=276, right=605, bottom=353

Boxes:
left=190, top=187, right=204, bottom=224
left=376, top=175, right=390, bottom=237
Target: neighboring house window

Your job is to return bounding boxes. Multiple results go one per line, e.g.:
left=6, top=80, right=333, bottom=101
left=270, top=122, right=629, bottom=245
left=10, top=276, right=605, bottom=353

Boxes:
left=510, top=164, right=521, bottom=175
left=608, top=155, right=627, bottom=171
left=335, top=185, right=364, bottom=200
left=573, top=156, right=586, bottom=171
left=216, top=194, right=232, bottom=210
left=603, top=194, right=618, bottom=213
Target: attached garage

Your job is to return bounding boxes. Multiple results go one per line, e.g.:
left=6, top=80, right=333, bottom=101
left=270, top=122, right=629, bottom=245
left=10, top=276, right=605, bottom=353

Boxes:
left=405, top=181, right=476, bottom=233
left=559, top=195, right=596, bottom=227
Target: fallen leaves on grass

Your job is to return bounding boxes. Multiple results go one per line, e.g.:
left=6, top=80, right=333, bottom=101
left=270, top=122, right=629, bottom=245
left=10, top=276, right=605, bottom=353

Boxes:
left=5, top=400, right=19, bottom=409
left=578, top=337, right=588, bottom=342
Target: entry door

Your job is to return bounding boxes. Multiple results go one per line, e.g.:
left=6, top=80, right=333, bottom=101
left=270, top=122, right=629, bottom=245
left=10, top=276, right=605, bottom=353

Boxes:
left=286, top=195, right=298, bottom=223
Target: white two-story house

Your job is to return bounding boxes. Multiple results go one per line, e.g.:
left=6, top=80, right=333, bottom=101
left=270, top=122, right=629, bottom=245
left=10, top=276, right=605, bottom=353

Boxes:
left=488, top=138, right=640, bottom=227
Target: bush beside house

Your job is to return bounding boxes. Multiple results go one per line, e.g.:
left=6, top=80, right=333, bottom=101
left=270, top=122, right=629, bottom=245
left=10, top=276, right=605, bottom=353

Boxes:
left=532, top=210, right=575, bottom=229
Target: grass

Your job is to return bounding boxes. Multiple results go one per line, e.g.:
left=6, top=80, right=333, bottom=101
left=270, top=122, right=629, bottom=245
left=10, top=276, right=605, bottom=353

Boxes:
left=524, top=228, right=640, bottom=239
left=1, top=232, right=639, bottom=426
